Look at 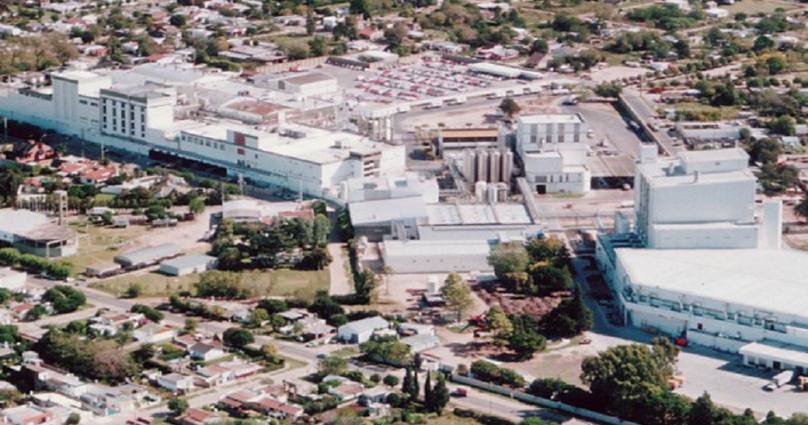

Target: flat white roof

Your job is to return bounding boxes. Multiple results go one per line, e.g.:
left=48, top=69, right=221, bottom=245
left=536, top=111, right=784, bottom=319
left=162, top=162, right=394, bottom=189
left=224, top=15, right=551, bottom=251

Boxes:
left=425, top=203, right=531, bottom=226
left=616, top=248, right=808, bottom=319
left=349, top=196, right=427, bottom=226
left=382, top=239, right=492, bottom=257
left=0, top=209, right=50, bottom=236
left=518, top=114, right=582, bottom=125
left=678, top=147, right=748, bottom=164
left=740, top=342, right=808, bottom=366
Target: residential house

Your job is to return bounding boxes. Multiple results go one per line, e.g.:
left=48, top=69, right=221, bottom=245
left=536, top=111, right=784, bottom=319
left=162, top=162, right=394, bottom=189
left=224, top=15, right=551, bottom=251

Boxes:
left=156, top=373, right=195, bottom=393
left=134, top=323, right=175, bottom=344
left=188, top=342, right=226, bottom=362
left=193, top=365, right=230, bottom=388
left=329, top=382, right=365, bottom=401
left=178, top=408, right=221, bottom=425
left=14, top=141, right=55, bottom=166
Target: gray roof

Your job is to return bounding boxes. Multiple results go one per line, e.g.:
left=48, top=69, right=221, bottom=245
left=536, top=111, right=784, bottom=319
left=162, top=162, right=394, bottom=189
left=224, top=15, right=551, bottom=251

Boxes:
left=338, top=316, right=389, bottom=336
left=401, top=334, right=439, bottom=352
left=159, top=254, right=216, bottom=270
left=114, top=243, right=182, bottom=266
left=348, top=196, right=427, bottom=226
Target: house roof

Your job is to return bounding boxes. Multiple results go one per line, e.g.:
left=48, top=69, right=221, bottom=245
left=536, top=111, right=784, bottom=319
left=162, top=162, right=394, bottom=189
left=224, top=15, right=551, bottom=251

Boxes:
left=338, top=316, right=389, bottom=335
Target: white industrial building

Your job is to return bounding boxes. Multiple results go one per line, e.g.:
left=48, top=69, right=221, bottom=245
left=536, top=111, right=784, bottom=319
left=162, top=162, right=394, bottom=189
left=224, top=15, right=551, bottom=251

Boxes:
left=0, top=67, right=404, bottom=202
left=0, top=209, right=77, bottom=257
left=380, top=239, right=493, bottom=274
left=337, top=316, right=389, bottom=344
left=339, top=173, right=439, bottom=204
left=608, top=248, right=808, bottom=373
left=177, top=123, right=405, bottom=199
left=633, top=147, right=766, bottom=249
left=515, top=114, right=590, bottom=194
left=274, top=72, right=339, bottom=97
left=597, top=147, right=808, bottom=372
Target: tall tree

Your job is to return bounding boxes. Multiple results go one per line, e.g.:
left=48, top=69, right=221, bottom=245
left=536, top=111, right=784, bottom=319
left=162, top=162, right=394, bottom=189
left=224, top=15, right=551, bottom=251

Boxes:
left=499, top=98, right=521, bottom=119
left=423, top=370, right=432, bottom=408
left=441, top=273, right=473, bottom=322
left=429, top=374, right=450, bottom=413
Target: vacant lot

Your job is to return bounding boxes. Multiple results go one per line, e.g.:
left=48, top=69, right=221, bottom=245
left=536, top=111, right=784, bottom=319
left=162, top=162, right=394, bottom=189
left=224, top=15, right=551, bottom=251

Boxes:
left=90, top=268, right=330, bottom=301
left=65, top=221, right=148, bottom=276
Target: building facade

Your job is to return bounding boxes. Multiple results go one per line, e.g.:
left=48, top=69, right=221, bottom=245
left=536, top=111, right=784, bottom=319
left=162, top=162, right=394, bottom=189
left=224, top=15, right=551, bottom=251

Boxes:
left=514, top=114, right=590, bottom=194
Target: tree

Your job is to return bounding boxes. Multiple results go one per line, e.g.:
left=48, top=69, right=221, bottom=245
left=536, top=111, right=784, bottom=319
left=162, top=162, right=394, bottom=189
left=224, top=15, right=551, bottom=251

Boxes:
left=168, top=397, right=188, bottom=416
left=529, top=38, right=548, bottom=55
left=499, top=98, right=521, bottom=119
left=541, top=290, right=592, bottom=337
left=64, top=412, right=81, bottom=424
left=529, top=264, right=572, bottom=294
left=349, top=0, right=371, bottom=19
left=580, top=338, right=678, bottom=414
left=195, top=271, right=248, bottom=299
left=509, top=315, right=546, bottom=360
left=131, top=343, right=156, bottom=364
left=753, top=35, right=774, bottom=52
left=383, top=374, right=399, bottom=386
left=43, top=286, right=86, bottom=314
left=249, top=308, right=270, bottom=327
left=593, top=82, right=622, bottom=98
left=423, top=370, right=432, bottom=409
left=441, top=273, right=473, bottom=322
left=188, top=197, right=205, bottom=215
left=311, top=214, right=331, bottom=246
left=429, top=374, right=450, bottom=413
left=306, top=11, right=316, bottom=35
left=488, top=242, right=529, bottom=280
left=169, top=14, right=186, bottom=27
left=767, top=55, right=787, bottom=75
left=402, top=366, right=419, bottom=402
left=184, top=318, right=198, bottom=334
left=131, top=304, right=164, bottom=322
left=526, top=237, right=570, bottom=268
left=794, top=193, right=808, bottom=222
left=260, top=343, right=278, bottom=359
left=222, top=327, right=254, bottom=349
left=770, top=115, right=796, bottom=136
left=689, top=392, right=718, bottom=425
left=319, top=355, right=348, bottom=375
left=485, top=306, right=513, bottom=344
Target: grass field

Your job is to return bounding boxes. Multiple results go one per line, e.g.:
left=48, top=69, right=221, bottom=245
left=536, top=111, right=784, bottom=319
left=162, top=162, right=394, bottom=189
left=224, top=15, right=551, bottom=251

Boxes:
left=90, top=268, right=330, bottom=300
left=64, top=222, right=148, bottom=276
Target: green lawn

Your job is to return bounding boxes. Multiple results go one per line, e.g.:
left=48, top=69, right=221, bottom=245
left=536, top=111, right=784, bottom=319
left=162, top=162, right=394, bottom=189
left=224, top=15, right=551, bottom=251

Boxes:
left=90, top=268, right=330, bottom=300
left=64, top=222, right=148, bottom=276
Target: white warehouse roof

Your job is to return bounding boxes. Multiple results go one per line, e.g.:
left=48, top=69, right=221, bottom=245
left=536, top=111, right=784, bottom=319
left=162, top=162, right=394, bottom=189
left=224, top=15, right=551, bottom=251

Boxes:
left=616, top=248, right=808, bottom=319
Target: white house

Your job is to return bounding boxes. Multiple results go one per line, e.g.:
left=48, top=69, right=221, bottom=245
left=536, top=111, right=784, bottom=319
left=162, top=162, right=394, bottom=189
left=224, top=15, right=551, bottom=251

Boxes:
left=156, top=373, right=195, bottom=393
left=188, top=342, right=227, bottom=362
left=337, top=316, right=389, bottom=344
left=133, top=323, right=175, bottom=344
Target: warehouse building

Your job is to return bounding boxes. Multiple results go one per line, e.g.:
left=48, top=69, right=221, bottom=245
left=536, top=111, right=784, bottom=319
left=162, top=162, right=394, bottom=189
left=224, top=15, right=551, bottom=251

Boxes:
left=114, top=243, right=182, bottom=269
left=609, top=248, right=808, bottom=371
left=380, top=239, right=493, bottom=274
left=337, top=316, right=389, bottom=344
left=159, top=255, right=218, bottom=276
left=0, top=209, right=78, bottom=257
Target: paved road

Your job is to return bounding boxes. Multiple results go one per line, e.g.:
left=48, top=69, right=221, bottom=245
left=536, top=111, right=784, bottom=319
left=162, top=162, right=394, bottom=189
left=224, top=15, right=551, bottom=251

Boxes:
left=620, top=87, right=680, bottom=156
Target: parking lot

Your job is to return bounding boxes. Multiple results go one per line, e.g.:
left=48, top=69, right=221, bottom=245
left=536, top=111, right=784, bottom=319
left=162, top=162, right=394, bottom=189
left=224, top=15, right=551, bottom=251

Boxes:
left=323, top=56, right=542, bottom=105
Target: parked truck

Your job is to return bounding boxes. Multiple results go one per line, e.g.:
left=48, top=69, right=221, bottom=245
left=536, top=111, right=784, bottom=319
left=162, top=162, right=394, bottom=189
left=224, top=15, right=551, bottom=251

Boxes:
left=764, top=370, right=794, bottom=391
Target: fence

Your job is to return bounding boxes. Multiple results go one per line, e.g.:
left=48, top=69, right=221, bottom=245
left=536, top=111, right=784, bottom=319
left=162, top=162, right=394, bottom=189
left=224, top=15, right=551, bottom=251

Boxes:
left=451, top=374, right=641, bottom=425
